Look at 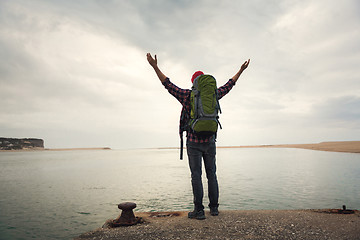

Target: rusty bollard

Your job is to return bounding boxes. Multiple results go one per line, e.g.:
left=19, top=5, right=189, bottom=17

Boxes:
left=102, top=202, right=143, bottom=228
left=113, top=202, right=139, bottom=226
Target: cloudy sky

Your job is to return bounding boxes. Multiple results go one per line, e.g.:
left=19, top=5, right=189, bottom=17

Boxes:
left=1, top=0, right=359, bottom=149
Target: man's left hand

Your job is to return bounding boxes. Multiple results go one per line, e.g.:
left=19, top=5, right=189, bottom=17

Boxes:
left=240, top=59, right=250, bottom=72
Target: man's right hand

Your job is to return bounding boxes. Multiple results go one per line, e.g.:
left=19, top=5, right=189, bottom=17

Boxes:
left=147, top=53, right=157, bottom=68
left=147, top=53, right=167, bottom=83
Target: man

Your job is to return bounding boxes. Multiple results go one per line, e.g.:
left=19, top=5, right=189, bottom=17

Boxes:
left=147, top=53, right=250, bottom=220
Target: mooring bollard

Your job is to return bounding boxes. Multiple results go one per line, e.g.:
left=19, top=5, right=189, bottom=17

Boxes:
left=113, top=202, right=138, bottom=226
left=102, top=201, right=143, bottom=228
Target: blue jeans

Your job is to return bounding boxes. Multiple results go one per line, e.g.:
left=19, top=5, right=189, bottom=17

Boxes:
left=186, top=140, right=219, bottom=210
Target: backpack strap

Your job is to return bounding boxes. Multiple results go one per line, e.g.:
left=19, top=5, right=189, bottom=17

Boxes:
left=180, top=132, right=184, bottom=160
left=215, top=89, right=222, bottom=114
left=179, top=106, right=189, bottom=160
left=215, top=89, right=222, bottom=129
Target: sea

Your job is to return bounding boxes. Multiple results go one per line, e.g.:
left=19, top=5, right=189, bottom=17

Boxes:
left=0, top=148, right=359, bottom=239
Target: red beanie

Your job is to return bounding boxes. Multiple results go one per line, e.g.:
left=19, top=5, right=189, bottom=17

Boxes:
left=191, top=71, right=204, bottom=83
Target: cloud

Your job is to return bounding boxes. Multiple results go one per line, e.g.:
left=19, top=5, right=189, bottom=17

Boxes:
left=1, top=0, right=359, bottom=148
left=311, top=96, right=360, bottom=125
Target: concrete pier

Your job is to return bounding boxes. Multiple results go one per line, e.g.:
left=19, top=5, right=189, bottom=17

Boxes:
left=75, top=209, right=360, bottom=240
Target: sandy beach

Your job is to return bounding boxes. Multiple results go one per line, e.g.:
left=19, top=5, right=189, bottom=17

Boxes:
left=75, top=209, right=360, bottom=240
left=220, top=141, right=360, bottom=153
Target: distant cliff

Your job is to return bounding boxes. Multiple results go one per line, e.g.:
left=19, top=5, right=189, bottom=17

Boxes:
left=0, top=138, right=44, bottom=150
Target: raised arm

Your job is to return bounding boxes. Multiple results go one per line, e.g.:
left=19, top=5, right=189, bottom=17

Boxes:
left=147, top=53, right=167, bottom=83
left=231, top=59, right=250, bottom=82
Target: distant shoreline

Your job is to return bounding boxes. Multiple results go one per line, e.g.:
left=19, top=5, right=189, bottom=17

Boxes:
left=0, top=147, right=111, bottom=152
left=1, top=141, right=359, bottom=153
left=45, top=147, right=111, bottom=151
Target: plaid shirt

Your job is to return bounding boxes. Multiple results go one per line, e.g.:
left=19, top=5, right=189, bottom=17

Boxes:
left=162, top=77, right=236, bottom=143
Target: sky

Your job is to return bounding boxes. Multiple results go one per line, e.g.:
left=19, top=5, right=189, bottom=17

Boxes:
left=1, top=0, right=359, bottom=149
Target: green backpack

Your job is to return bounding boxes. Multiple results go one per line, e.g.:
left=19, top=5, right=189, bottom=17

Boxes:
left=189, top=74, right=222, bottom=136
left=179, top=74, right=222, bottom=160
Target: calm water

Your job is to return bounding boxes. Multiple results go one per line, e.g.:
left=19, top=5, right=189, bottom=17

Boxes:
left=0, top=148, right=359, bottom=239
